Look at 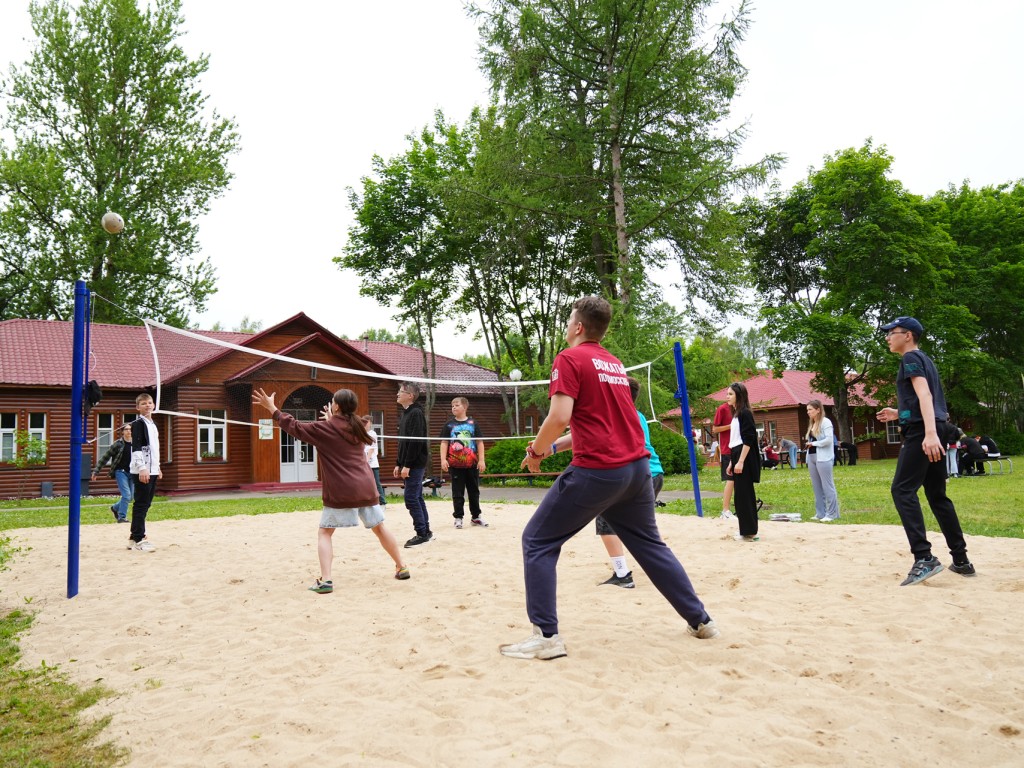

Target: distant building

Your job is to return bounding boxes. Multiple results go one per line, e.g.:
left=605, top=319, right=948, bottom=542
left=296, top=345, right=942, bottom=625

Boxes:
left=663, top=370, right=890, bottom=458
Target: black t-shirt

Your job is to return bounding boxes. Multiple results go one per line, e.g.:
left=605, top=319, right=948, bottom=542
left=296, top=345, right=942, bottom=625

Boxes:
left=896, top=349, right=948, bottom=426
left=116, top=441, right=132, bottom=471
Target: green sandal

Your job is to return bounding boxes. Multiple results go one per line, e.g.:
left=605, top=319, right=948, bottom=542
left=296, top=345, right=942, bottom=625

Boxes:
left=308, top=579, right=333, bottom=593
left=395, top=567, right=411, bottom=581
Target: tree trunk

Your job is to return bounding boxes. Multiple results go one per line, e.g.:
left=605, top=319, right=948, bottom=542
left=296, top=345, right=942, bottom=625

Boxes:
left=832, top=386, right=851, bottom=443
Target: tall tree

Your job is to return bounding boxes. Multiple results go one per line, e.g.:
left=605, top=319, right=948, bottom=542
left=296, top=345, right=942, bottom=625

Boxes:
left=469, top=0, right=777, bottom=314
left=743, top=142, right=968, bottom=440
left=0, top=0, right=239, bottom=325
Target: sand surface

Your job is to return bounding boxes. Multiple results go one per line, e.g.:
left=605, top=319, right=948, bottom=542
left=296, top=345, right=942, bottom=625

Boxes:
left=2, top=500, right=1022, bottom=767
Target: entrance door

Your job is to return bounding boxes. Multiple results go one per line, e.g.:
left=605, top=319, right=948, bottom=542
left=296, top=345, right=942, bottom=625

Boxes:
left=279, top=408, right=318, bottom=482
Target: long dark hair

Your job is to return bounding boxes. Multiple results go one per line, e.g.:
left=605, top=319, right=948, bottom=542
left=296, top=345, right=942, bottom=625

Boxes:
left=333, top=389, right=373, bottom=445
left=729, top=382, right=751, bottom=416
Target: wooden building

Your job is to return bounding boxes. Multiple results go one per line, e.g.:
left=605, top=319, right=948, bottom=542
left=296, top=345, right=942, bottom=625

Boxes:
left=0, top=314, right=529, bottom=499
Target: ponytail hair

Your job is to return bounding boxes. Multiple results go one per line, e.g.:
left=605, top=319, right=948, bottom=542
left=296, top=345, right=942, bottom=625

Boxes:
left=333, top=389, right=373, bottom=445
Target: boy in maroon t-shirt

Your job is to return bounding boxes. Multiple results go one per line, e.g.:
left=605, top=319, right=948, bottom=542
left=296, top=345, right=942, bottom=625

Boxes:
left=499, top=297, right=719, bottom=661
left=712, top=399, right=734, bottom=518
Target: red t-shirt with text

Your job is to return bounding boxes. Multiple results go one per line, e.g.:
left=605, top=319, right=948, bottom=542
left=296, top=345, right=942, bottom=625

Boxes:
left=714, top=402, right=732, bottom=456
left=550, top=342, right=648, bottom=469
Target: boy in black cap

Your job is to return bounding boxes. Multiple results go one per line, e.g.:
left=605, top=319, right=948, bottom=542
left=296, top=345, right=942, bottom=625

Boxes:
left=876, top=317, right=976, bottom=585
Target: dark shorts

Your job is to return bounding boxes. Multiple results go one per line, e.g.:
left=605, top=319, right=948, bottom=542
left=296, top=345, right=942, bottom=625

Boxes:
left=720, top=456, right=733, bottom=482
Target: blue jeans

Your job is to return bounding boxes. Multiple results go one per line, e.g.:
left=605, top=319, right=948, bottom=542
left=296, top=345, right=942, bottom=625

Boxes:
left=522, top=460, right=710, bottom=635
left=404, top=466, right=431, bottom=536
left=113, top=469, right=133, bottom=520
left=788, top=445, right=798, bottom=469
left=371, top=467, right=386, bottom=506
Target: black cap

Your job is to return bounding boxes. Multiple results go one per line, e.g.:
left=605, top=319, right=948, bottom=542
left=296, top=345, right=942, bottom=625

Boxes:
left=880, top=316, right=923, bottom=335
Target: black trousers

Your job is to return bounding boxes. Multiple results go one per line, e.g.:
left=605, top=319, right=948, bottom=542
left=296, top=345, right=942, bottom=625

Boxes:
left=450, top=466, right=482, bottom=519
left=130, top=475, right=158, bottom=543
left=891, top=425, right=967, bottom=561
left=731, top=453, right=758, bottom=536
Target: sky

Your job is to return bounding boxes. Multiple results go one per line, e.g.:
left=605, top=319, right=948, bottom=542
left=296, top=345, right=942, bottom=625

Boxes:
left=1, top=1, right=1022, bottom=358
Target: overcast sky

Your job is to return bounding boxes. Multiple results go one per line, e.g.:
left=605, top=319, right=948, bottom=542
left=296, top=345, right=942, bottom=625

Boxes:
left=2, top=1, right=1022, bottom=357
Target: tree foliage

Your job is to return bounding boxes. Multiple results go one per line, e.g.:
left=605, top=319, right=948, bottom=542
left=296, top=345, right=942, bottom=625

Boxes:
left=741, top=142, right=971, bottom=439
left=0, top=0, right=239, bottom=325
left=469, top=0, right=778, bottom=313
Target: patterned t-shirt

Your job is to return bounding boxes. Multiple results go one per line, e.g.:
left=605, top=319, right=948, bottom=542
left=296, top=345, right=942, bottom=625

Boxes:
left=439, top=417, right=483, bottom=468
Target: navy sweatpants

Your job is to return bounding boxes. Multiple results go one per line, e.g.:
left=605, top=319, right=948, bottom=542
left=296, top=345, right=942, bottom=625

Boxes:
left=521, top=459, right=710, bottom=635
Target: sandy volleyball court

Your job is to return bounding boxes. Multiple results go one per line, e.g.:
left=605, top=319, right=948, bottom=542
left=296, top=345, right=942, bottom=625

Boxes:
left=2, top=500, right=1022, bottom=766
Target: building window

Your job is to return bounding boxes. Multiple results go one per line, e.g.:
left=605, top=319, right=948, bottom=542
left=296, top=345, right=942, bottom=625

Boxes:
left=0, top=413, right=15, bottom=462
left=886, top=422, right=901, bottom=444
left=525, top=415, right=535, bottom=434
left=198, top=409, right=226, bottom=460
left=371, top=410, right=385, bottom=457
left=28, top=413, right=47, bottom=459
left=97, top=413, right=115, bottom=454
left=161, top=414, right=172, bottom=463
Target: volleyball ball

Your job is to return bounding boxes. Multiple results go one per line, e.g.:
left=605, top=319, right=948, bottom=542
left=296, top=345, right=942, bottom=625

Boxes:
left=101, top=211, right=124, bottom=234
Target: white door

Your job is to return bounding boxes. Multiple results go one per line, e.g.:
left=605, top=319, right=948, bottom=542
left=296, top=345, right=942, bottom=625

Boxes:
left=279, top=409, right=318, bottom=482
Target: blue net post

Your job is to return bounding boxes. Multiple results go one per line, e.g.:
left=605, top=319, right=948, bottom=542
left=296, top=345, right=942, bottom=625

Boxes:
left=672, top=341, right=704, bottom=518
left=68, top=279, right=88, bottom=598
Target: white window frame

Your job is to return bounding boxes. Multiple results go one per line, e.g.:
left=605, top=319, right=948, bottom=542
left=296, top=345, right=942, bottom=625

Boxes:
left=0, top=412, right=16, bottom=462
left=198, top=409, right=227, bottom=460
left=97, top=413, right=115, bottom=454
left=28, top=412, right=47, bottom=460
left=886, top=422, right=901, bottom=444
left=371, top=410, right=385, bottom=457
left=525, top=414, right=535, bottom=435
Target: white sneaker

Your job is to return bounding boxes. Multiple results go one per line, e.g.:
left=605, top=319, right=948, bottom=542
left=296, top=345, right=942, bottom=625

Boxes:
left=733, top=534, right=759, bottom=542
left=688, top=619, right=720, bottom=639
left=454, top=518, right=463, bottom=529
left=128, top=539, right=155, bottom=552
left=719, top=511, right=734, bottom=520
left=499, top=625, right=567, bottom=660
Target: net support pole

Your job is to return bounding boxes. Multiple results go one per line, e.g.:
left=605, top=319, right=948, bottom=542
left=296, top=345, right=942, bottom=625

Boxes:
left=672, top=341, right=704, bottom=518
left=67, top=279, right=88, bottom=598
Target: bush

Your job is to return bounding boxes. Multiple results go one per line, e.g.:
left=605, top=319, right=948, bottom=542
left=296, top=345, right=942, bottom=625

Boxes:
left=992, top=429, right=1024, bottom=456
left=649, top=425, right=701, bottom=474
left=485, top=438, right=573, bottom=475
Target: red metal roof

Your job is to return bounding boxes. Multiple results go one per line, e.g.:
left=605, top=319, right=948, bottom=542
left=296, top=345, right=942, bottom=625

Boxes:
left=0, top=317, right=502, bottom=393
left=663, top=370, right=877, bottom=416
left=0, top=318, right=250, bottom=389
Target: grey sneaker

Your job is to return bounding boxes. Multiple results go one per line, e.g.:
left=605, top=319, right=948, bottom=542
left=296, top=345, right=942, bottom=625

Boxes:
left=499, top=626, right=567, bottom=660
left=688, top=619, right=721, bottom=639
left=949, top=561, right=976, bottom=577
left=900, top=556, right=943, bottom=586
left=600, top=571, right=635, bottom=589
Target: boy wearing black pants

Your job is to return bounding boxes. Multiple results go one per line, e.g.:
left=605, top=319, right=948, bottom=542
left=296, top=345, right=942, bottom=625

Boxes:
left=876, top=317, right=976, bottom=585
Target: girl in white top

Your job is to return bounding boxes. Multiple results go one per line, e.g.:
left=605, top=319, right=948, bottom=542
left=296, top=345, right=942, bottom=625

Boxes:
left=805, top=399, right=840, bottom=521
left=361, top=415, right=386, bottom=506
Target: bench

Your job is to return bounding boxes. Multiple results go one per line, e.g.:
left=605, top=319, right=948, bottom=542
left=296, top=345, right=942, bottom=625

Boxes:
left=484, top=472, right=562, bottom=486
left=380, top=475, right=446, bottom=497
left=982, top=457, right=1014, bottom=475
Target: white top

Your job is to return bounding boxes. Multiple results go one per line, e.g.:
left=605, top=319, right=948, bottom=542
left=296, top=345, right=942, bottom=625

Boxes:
left=130, top=416, right=161, bottom=474
left=365, top=429, right=380, bottom=469
left=807, top=418, right=835, bottom=461
left=728, top=416, right=742, bottom=449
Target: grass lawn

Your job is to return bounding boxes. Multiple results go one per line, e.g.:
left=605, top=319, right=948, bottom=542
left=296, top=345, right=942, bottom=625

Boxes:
left=661, top=458, right=1023, bottom=539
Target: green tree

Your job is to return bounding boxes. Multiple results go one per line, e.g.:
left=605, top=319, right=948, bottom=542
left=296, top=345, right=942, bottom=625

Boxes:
left=0, top=0, right=239, bottom=325
left=925, top=182, right=1024, bottom=431
left=469, top=0, right=777, bottom=313
left=742, top=142, right=968, bottom=440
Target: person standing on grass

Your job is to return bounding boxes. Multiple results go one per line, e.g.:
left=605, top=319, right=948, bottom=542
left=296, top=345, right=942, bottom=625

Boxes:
left=725, top=382, right=761, bottom=542
left=439, top=397, right=488, bottom=529
left=128, top=393, right=160, bottom=552
left=712, top=395, right=735, bottom=518
left=778, top=435, right=798, bottom=469
left=805, top=399, right=840, bottom=522
left=252, top=387, right=410, bottom=591
left=394, top=381, right=433, bottom=547
left=92, top=423, right=133, bottom=523
left=499, top=296, right=718, bottom=661
left=875, top=316, right=975, bottom=586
